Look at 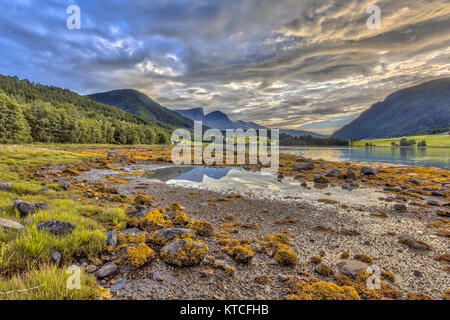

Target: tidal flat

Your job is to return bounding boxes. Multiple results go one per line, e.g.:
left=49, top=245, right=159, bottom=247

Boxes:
left=0, top=145, right=448, bottom=300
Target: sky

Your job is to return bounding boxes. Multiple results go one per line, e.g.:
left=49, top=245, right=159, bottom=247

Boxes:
left=0, top=0, right=449, bottom=135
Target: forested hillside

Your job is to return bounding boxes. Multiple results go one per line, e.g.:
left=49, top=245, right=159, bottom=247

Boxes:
left=89, top=89, right=194, bottom=129
left=0, top=75, right=173, bottom=144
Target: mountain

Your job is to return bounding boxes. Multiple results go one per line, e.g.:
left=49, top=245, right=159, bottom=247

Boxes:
left=333, top=78, right=450, bottom=140
left=89, top=89, right=194, bottom=129
left=0, top=75, right=172, bottom=144
left=203, top=111, right=236, bottom=130
left=280, top=130, right=326, bottom=139
left=175, top=107, right=205, bottom=122
left=175, top=107, right=327, bottom=138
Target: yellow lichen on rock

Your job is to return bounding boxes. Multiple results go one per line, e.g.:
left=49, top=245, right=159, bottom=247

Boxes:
left=287, top=281, right=360, bottom=300
left=125, top=243, right=155, bottom=268
left=160, top=239, right=208, bottom=267
left=188, top=220, right=213, bottom=236
left=128, top=209, right=173, bottom=229
left=273, top=245, right=298, bottom=267
left=173, top=210, right=190, bottom=226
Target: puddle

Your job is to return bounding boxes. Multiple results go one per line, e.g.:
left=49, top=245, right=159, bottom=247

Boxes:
left=142, top=165, right=383, bottom=205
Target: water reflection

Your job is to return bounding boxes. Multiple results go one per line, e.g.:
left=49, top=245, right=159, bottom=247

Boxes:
left=144, top=165, right=383, bottom=204
left=279, top=147, right=450, bottom=170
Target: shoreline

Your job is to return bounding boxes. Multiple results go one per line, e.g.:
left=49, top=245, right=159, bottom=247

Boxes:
left=0, top=145, right=449, bottom=300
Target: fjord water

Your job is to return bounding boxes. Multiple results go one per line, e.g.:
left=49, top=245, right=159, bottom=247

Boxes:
left=279, top=146, right=450, bottom=170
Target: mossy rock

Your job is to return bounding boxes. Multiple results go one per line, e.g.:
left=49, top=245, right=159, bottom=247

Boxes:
left=160, top=239, right=208, bottom=267
left=152, top=228, right=195, bottom=246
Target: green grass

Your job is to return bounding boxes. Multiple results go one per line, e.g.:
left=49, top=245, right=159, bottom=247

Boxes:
left=0, top=265, right=104, bottom=300
left=353, top=134, right=450, bottom=147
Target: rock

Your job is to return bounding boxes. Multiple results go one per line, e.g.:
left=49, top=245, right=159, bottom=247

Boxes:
left=157, top=157, right=166, bottom=162
left=0, top=182, right=12, bottom=192
left=399, top=238, right=430, bottom=250
left=315, top=263, right=335, bottom=276
left=85, top=265, right=97, bottom=273
left=96, top=263, right=118, bottom=278
left=152, top=228, right=195, bottom=245
left=213, top=259, right=226, bottom=269
left=338, top=259, right=369, bottom=278
left=0, top=217, right=24, bottom=230
left=443, top=203, right=450, bottom=207
left=432, top=190, right=445, bottom=197
left=393, top=186, right=403, bottom=192
left=59, top=184, right=70, bottom=191
left=349, top=182, right=359, bottom=188
left=361, top=167, right=376, bottom=176
left=341, top=185, right=349, bottom=190
left=345, top=169, right=357, bottom=180
left=199, top=269, right=214, bottom=279
left=293, top=161, right=315, bottom=171
left=394, top=204, right=407, bottom=211
left=160, top=240, right=207, bottom=267
left=314, top=175, right=329, bottom=184
left=301, top=181, right=307, bottom=187
left=37, top=220, right=76, bottom=236
left=127, top=206, right=148, bottom=219
left=326, top=169, right=341, bottom=177
left=427, top=200, right=439, bottom=206
left=51, top=251, right=61, bottom=265
left=410, top=179, right=420, bottom=185
left=13, top=200, right=50, bottom=217
left=413, top=270, right=423, bottom=277
left=106, top=231, right=118, bottom=248
left=122, top=227, right=145, bottom=236
left=107, top=152, right=118, bottom=159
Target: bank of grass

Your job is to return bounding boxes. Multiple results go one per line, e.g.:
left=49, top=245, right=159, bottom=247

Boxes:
left=353, top=134, right=450, bottom=148
left=0, top=145, right=126, bottom=300
left=0, top=265, right=105, bottom=300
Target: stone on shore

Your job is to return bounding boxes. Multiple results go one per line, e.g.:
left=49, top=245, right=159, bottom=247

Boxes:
left=0, top=217, right=24, bottom=230
left=160, top=239, right=207, bottom=267
left=326, top=169, right=341, bottom=177
left=37, top=220, right=76, bottom=236
left=361, top=167, right=376, bottom=176
left=13, top=200, right=50, bottom=217
left=394, top=204, right=407, bottom=211
left=51, top=251, right=62, bottom=265
left=96, top=263, right=118, bottom=278
left=0, top=182, right=12, bottom=192
left=338, top=259, right=369, bottom=278
left=107, top=231, right=118, bottom=248
left=152, top=228, right=195, bottom=246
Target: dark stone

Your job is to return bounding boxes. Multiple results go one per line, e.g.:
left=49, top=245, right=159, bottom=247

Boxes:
left=127, top=206, right=148, bottom=219
left=153, top=228, right=195, bottom=244
left=410, top=179, right=420, bottom=185
left=345, top=168, right=357, bottom=180
left=432, top=190, right=445, bottom=197
left=293, top=161, right=315, bottom=171
left=59, top=184, right=70, bottom=191
left=37, top=220, right=76, bottom=236
left=51, top=251, right=61, bottom=265
left=393, top=186, right=403, bottom=192
left=123, top=227, right=145, bottom=236
left=361, top=167, right=376, bottom=176
left=427, top=200, right=439, bottom=206
left=301, top=181, right=307, bottom=187
left=326, top=169, right=341, bottom=177
left=394, top=204, right=407, bottom=211
left=161, top=240, right=207, bottom=266
left=96, top=263, right=118, bottom=278
left=13, top=200, right=50, bottom=217
left=314, top=175, right=328, bottom=184
left=106, top=231, right=118, bottom=249
left=349, top=182, right=359, bottom=188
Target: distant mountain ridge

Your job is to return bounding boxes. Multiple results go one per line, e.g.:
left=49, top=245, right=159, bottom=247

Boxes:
left=174, top=107, right=324, bottom=137
left=89, top=89, right=194, bottom=129
left=333, top=78, right=450, bottom=140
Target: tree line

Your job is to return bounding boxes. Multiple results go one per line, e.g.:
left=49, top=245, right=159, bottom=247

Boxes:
left=279, top=133, right=349, bottom=146
left=0, top=75, right=172, bottom=145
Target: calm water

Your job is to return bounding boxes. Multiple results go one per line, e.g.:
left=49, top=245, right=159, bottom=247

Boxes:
left=143, top=165, right=383, bottom=204
left=279, top=147, right=450, bottom=170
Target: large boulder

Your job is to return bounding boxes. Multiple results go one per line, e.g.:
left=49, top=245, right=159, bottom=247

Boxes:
left=160, top=239, right=207, bottom=267
left=0, top=182, right=12, bottom=192
left=338, top=259, right=369, bottom=278
left=361, top=167, right=376, bottom=176
left=152, top=228, right=195, bottom=246
left=37, top=220, right=76, bottom=236
left=345, top=168, right=357, bottom=180
left=0, top=217, right=24, bottom=230
left=127, top=206, right=148, bottom=219
left=13, top=200, right=50, bottom=217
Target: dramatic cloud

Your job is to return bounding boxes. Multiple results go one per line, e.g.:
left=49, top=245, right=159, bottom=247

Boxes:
left=0, top=0, right=449, bottom=134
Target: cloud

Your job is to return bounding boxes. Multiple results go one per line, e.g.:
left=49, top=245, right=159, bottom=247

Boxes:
left=0, top=0, right=448, bottom=132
